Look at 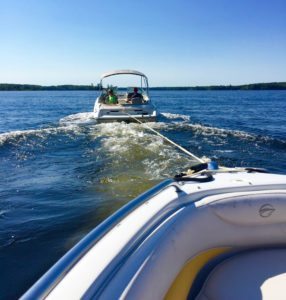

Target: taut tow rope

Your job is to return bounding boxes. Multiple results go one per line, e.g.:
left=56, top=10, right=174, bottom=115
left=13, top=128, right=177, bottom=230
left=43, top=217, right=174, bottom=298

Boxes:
left=122, top=111, right=205, bottom=164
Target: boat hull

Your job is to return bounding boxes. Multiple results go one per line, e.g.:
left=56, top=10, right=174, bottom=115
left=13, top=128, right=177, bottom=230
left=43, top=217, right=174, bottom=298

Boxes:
left=93, top=96, right=157, bottom=124
left=22, top=170, right=286, bottom=300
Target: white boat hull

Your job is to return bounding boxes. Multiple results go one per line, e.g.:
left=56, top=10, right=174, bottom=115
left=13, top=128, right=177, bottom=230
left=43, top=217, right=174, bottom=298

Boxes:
left=94, top=102, right=157, bottom=123
left=22, top=169, right=286, bottom=300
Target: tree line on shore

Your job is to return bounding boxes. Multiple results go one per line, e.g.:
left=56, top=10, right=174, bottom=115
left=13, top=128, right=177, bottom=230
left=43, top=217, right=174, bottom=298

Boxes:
left=0, top=82, right=285, bottom=91
left=152, top=82, right=286, bottom=90
left=0, top=84, right=100, bottom=91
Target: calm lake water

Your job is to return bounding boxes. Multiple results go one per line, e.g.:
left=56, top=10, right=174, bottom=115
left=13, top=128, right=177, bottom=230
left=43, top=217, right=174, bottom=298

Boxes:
left=0, top=90, right=286, bottom=298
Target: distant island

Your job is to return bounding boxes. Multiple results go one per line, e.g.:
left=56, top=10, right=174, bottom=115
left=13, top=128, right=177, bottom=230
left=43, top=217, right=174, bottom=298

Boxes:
left=0, top=82, right=286, bottom=91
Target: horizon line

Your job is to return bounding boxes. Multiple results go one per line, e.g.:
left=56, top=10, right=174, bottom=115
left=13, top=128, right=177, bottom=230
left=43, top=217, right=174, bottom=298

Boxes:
left=0, top=81, right=286, bottom=88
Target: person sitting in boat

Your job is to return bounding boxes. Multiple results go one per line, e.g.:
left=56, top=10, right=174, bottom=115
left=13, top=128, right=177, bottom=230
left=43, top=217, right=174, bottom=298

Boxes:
left=127, top=87, right=143, bottom=104
left=105, top=89, right=118, bottom=105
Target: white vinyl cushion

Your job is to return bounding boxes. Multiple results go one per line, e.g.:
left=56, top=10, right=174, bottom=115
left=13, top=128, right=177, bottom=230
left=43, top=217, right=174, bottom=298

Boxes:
left=196, top=249, right=286, bottom=300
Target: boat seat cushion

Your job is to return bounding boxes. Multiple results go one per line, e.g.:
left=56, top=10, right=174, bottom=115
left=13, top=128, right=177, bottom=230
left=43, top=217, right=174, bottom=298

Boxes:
left=196, top=249, right=286, bottom=300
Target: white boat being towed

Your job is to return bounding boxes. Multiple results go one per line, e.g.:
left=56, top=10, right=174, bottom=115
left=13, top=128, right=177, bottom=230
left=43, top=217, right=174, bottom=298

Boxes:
left=93, top=70, right=157, bottom=123
left=23, top=164, right=286, bottom=300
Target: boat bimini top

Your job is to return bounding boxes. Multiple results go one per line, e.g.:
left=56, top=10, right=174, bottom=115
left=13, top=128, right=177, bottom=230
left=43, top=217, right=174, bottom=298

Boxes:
left=100, top=69, right=148, bottom=80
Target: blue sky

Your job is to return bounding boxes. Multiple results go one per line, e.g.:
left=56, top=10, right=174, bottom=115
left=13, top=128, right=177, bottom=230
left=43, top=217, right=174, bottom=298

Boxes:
left=0, top=0, right=285, bottom=86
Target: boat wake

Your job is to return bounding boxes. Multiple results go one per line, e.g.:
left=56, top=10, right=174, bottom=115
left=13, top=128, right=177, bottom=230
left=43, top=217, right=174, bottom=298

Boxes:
left=59, top=112, right=97, bottom=125
left=160, top=112, right=191, bottom=122
left=1, top=116, right=285, bottom=190
left=152, top=118, right=286, bottom=148
left=1, top=115, right=285, bottom=153
left=0, top=125, right=84, bottom=147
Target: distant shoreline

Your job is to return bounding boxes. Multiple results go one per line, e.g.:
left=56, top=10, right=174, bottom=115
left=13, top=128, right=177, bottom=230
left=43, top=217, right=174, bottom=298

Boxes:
left=0, top=82, right=285, bottom=91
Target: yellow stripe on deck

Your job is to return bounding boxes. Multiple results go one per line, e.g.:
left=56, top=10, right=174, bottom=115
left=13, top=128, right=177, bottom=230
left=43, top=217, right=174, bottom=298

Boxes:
left=164, top=247, right=230, bottom=300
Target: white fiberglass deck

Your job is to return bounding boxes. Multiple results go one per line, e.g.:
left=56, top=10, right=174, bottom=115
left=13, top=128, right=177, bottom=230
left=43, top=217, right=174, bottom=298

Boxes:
left=23, top=171, right=286, bottom=299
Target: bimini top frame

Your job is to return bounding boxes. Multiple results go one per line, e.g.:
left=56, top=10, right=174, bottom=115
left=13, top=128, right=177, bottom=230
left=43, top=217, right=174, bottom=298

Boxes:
left=99, top=70, right=149, bottom=95
left=100, top=69, right=147, bottom=80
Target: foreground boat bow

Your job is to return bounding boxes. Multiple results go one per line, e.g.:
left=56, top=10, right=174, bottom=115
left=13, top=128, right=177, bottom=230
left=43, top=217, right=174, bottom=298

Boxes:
left=23, top=168, right=286, bottom=300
